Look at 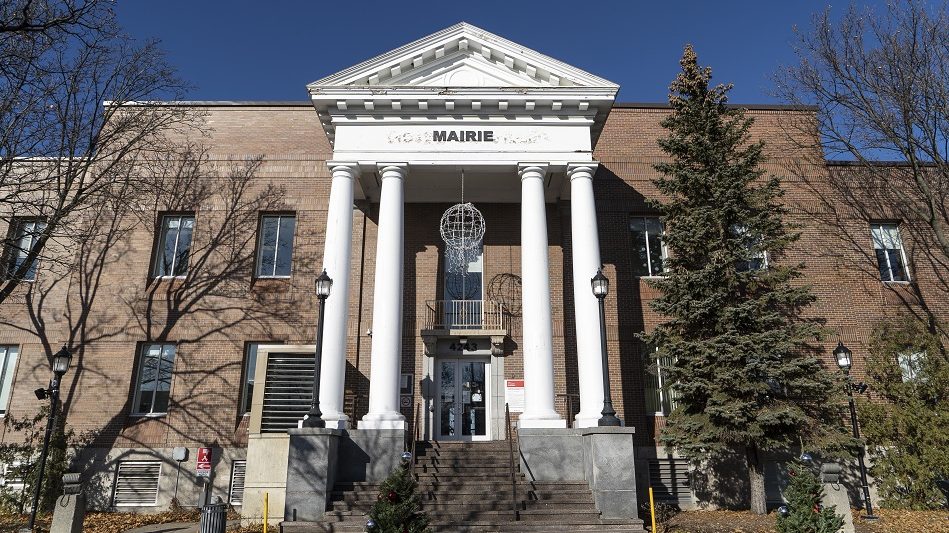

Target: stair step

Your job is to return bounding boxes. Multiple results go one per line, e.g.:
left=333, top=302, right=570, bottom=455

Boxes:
left=331, top=490, right=594, bottom=502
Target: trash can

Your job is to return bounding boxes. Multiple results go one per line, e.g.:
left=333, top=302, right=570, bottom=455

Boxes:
left=199, top=499, right=227, bottom=533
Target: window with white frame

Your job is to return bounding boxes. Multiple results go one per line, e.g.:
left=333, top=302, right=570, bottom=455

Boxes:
left=113, top=461, right=161, bottom=506
left=0, top=345, right=19, bottom=414
left=3, top=219, right=46, bottom=280
left=256, top=215, right=296, bottom=277
left=897, top=351, right=925, bottom=383
left=132, top=344, right=176, bottom=415
left=871, top=223, right=909, bottom=282
left=1, top=461, right=27, bottom=490
left=731, top=224, right=768, bottom=272
left=229, top=460, right=246, bottom=505
left=644, top=346, right=678, bottom=415
left=630, top=216, right=666, bottom=277
left=153, top=214, right=195, bottom=277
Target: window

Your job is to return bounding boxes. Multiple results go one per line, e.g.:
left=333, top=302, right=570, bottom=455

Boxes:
left=229, top=460, right=247, bottom=505
left=153, top=214, right=194, bottom=277
left=1, top=461, right=27, bottom=490
left=871, top=223, right=909, bottom=282
left=630, top=217, right=666, bottom=277
left=732, top=224, right=768, bottom=272
left=132, top=344, right=176, bottom=415
left=444, top=244, right=484, bottom=329
left=644, top=347, right=678, bottom=415
left=0, top=346, right=19, bottom=414
left=241, top=344, right=260, bottom=415
left=3, top=219, right=46, bottom=280
left=897, top=351, right=925, bottom=382
left=113, top=461, right=161, bottom=506
left=256, top=215, right=296, bottom=277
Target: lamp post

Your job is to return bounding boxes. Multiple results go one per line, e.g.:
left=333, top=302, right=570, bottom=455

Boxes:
left=26, top=346, right=72, bottom=532
left=833, top=341, right=878, bottom=520
left=591, top=269, right=621, bottom=426
left=303, top=269, right=333, bottom=428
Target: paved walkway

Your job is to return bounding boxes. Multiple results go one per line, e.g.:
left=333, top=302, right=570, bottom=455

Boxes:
left=124, top=519, right=241, bottom=533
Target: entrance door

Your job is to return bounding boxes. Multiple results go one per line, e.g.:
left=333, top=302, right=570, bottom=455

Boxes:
left=436, top=358, right=490, bottom=441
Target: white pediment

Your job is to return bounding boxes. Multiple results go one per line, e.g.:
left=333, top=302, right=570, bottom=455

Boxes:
left=308, top=22, right=617, bottom=90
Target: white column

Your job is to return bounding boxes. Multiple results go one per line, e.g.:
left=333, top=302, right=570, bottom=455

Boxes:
left=319, top=162, right=357, bottom=429
left=518, top=164, right=566, bottom=428
left=568, top=163, right=606, bottom=428
left=360, top=163, right=408, bottom=430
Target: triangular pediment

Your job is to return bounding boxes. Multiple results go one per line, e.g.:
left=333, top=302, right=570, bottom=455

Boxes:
left=308, top=22, right=617, bottom=89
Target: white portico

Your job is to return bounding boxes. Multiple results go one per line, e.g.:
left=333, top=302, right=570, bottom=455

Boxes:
left=307, top=22, right=619, bottom=431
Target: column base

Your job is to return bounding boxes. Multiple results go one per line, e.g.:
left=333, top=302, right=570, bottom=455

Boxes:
left=573, top=413, right=602, bottom=429
left=320, top=412, right=350, bottom=430
left=285, top=428, right=344, bottom=522
left=518, top=418, right=567, bottom=429
left=582, top=427, right=639, bottom=520
left=358, top=413, right=407, bottom=431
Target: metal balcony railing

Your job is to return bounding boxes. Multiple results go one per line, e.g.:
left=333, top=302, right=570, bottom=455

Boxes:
left=424, top=299, right=505, bottom=330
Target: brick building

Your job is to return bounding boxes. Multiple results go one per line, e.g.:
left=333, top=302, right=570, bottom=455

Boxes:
left=0, top=22, right=942, bottom=527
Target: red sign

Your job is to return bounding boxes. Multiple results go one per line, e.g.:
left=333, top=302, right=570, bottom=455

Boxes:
left=196, top=447, right=212, bottom=477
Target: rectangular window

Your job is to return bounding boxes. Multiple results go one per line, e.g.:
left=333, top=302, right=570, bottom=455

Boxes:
left=644, top=347, right=678, bottom=415
left=630, top=217, right=666, bottom=277
left=113, top=461, right=161, bottom=506
left=241, top=344, right=259, bottom=415
left=3, top=219, right=46, bottom=281
left=1, top=461, right=27, bottom=490
left=132, top=344, right=176, bottom=415
left=732, top=224, right=768, bottom=272
left=256, top=215, right=296, bottom=277
left=229, top=460, right=246, bottom=505
left=153, top=214, right=195, bottom=277
left=0, top=346, right=19, bottom=414
left=871, top=223, right=909, bottom=282
left=897, top=351, right=925, bottom=382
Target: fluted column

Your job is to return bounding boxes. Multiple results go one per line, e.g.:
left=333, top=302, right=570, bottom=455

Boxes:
left=518, top=163, right=566, bottom=428
left=360, top=163, right=408, bottom=430
left=568, top=163, right=606, bottom=428
left=318, top=162, right=358, bottom=429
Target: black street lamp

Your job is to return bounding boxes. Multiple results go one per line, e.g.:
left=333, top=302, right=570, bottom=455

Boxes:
left=833, top=341, right=878, bottom=520
left=591, top=269, right=621, bottom=427
left=26, top=345, right=72, bottom=531
left=303, top=270, right=333, bottom=428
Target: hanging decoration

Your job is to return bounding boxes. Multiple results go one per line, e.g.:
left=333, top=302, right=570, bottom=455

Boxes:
left=439, top=169, right=485, bottom=301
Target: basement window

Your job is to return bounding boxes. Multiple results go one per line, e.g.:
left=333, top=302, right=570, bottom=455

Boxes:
left=229, top=460, right=247, bottom=505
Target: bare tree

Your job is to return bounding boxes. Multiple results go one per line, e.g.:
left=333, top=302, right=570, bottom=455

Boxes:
left=776, top=1, right=949, bottom=332
left=0, top=0, right=197, bottom=304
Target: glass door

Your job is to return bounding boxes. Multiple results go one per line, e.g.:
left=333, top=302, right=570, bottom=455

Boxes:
left=437, top=359, right=490, bottom=441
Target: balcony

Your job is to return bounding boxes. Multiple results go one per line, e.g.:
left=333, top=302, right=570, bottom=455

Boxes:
left=420, top=300, right=508, bottom=356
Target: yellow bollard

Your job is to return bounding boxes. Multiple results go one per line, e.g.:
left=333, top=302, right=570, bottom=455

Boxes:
left=263, top=491, right=269, bottom=533
left=648, top=486, right=657, bottom=533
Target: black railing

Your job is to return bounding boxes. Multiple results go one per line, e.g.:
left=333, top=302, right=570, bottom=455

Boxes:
left=505, top=403, right=520, bottom=521
left=410, top=403, right=420, bottom=476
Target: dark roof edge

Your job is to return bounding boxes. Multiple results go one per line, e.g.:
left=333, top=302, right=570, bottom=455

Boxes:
left=827, top=160, right=938, bottom=167
left=105, top=100, right=313, bottom=107
left=613, top=102, right=818, bottom=111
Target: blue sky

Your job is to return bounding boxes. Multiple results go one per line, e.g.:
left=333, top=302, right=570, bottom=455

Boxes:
left=114, top=1, right=886, bottom=104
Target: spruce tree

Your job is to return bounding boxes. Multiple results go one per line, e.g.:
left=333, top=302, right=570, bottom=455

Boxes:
left=642, top=45, right=845, bottom=514
left=366, top=461, right=430, bottom=533
left=776, top=460, right=845, bottom=533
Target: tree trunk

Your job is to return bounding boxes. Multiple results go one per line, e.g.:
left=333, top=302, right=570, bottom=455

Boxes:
left=746, top=445, right=767, bottom=515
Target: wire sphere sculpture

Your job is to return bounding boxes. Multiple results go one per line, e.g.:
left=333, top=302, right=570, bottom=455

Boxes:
left=440, top=202, right=485, bottom=252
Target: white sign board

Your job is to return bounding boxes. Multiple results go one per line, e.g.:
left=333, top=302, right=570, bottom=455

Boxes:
left=505, top=379, right=525, bottom=413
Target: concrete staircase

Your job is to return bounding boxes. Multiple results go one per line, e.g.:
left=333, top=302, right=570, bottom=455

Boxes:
left=281, top=440, right=645, bottom=533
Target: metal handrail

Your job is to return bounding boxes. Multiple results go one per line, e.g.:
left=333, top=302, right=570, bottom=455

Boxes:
left=424, top=300, right=506, bottom=330
left=410, top=403, right=420, bottom=476
left=505, top=403, right=519, bottom=521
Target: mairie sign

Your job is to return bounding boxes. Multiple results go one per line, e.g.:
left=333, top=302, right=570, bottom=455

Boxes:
left=433, top=130, right=495, bottom=142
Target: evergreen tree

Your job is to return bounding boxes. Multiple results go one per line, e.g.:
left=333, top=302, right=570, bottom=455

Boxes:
left=366, top=462, right=430, bottom=533
left=642, top=45, right=846, bottom=514
left=776, top=460, right=845, bottom=533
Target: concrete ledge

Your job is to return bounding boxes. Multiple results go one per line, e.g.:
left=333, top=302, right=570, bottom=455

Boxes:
left=284, top=428, right=344, bottom=522
left=518, top=428, right=585, bottom=481
left=582, top=427, right=638, bottom=520
left=337, top=428, right=406, bottom=483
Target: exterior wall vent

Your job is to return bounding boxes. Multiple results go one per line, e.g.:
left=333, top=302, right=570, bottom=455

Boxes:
left=647, top=458, right=692, bottom=502
left=229, top=460, right=247, bottom=505
left=261, top=352, right=314, bottom=432
left=113, top=461, right=161, bottom=506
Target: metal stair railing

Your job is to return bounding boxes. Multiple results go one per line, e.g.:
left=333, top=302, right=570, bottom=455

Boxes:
left=505, top=403, right=520, bottom=521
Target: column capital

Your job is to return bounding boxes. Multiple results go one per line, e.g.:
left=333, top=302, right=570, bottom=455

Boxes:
left=326, top=161, right=360, bottom=178
left=377, top=163, right=409, bottom=179
left=567, top=162, right=600, bottom=181
left=518, top=163, right=549, bottom=181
